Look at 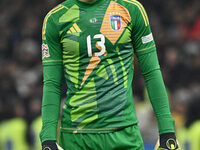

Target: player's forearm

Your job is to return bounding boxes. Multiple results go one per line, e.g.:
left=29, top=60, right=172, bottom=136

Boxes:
left=40, top=84, right=61, bottom=142
left=136, top=50, right=175, bottom=134
left=40, top=65, right=62, bottom=143
left=144, top=69, right=175, bottom=134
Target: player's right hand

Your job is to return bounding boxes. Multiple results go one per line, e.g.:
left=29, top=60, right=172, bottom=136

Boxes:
left=42, top=140, right=58, bottom=150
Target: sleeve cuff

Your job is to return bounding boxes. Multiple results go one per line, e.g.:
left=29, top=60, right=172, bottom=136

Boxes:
left=40, top=125, right=57, bottom=143
left=157, top=115, right=175, bottom=134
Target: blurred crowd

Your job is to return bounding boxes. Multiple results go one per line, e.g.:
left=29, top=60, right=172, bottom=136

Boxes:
left=0, top=0, right=199, bottom=150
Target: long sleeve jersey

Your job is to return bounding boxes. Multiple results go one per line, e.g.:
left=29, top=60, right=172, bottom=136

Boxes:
left=40, top=0, right=175, bottom=142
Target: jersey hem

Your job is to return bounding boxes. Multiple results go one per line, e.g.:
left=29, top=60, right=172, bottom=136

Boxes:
left=60, top=124, right=136, bottom=134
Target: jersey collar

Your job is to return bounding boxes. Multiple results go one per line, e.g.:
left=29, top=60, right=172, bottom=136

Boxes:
left=74, top=0, right=106, bottom=7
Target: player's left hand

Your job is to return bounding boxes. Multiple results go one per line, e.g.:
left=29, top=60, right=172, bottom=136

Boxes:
left=156, top=133, right=180, bottom=150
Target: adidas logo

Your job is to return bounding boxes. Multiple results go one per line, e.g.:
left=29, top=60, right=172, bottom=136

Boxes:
left=67, top=23, right=81, bottom=34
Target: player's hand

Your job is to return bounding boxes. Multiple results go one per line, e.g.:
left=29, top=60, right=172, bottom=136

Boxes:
left=154, top=133, right=180, bottom=150
left=42, top=140, right=61, bottom=150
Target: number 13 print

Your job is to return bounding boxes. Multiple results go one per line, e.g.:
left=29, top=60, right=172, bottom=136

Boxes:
left=87, top=34, right=106, bottom=57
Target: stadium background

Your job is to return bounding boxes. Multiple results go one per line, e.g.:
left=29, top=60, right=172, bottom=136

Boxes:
left=0, top=0, right=199, bottom=149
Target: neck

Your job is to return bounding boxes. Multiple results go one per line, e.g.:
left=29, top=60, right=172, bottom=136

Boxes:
left=79, top=0, right=96, bottom=2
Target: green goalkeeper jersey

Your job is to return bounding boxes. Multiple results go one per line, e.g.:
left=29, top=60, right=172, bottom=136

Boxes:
left=40, top=0, right=175, bottom=142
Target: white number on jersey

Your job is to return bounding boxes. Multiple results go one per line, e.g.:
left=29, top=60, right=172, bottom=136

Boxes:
left=87, top=34, right=106, bottom=57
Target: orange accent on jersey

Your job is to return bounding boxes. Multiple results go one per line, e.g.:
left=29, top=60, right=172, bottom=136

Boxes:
left=81, top=40, right=107, bottom=87
left=100, top=1, right=131, bottom=45
left=81, top=56, right=101, bottom=87
left=73, top=130, right=78, bottom=134
left=96, top=42, right=107, bottom=56
left=96, top=42, right=102, bottom=51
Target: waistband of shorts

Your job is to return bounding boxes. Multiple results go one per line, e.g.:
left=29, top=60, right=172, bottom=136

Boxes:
left=60, top=124, right=137, bottom=134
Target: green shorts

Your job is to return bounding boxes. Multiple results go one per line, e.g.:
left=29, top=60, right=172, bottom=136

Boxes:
left=59, top=125, right=144, bottom=150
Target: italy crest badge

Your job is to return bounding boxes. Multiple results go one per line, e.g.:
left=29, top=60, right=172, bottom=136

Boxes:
left=110, top=15, right=121, bottom=31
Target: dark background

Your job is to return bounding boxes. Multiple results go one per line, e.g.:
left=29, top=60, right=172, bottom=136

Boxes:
left=0, top=0, right=199, bottom=150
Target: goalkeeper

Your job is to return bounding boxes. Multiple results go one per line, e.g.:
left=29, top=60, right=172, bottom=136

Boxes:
left=40, top=0, right=179, bottom=149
